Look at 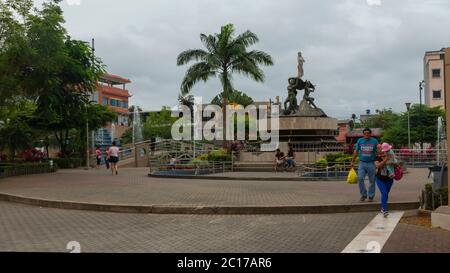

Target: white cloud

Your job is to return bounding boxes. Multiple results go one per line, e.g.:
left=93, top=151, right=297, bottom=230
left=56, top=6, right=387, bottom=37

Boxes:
left=66, top=0, right=81, bottom=6
left=366, top=0, right=382, bottom=6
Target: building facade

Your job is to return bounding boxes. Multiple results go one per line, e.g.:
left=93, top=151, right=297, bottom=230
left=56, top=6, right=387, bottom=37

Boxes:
left=91, top=73, right=132, bottom=147
left=424, top=49, right=445, bottom=108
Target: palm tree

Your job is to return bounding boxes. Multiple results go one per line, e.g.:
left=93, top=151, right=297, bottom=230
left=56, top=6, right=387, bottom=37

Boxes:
left=177, top=24, right=273, bottom=148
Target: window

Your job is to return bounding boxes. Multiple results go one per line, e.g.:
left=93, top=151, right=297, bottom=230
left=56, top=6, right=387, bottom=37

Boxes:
left=432, top=69, right=441, bottom=78
left=102, top=97, right=108, bottom=105
left=433, top=90, right=441, bottom=99
left=110, top=99, right=118, bottom=107
left=91, top=91, right=99, bottom=103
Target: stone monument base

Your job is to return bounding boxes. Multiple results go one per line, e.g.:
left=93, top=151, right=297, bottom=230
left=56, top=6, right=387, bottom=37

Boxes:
left=432, top=206, right=450, bottom=231
left=297, top=99, right=327, bottom=117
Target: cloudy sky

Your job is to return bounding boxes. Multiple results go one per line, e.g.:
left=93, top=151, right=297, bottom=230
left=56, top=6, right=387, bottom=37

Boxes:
left=34, top=0, right=450, bottom=119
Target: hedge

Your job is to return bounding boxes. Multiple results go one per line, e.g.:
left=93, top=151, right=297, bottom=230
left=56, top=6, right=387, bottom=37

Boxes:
left=0, top=163, right=56, bottom=178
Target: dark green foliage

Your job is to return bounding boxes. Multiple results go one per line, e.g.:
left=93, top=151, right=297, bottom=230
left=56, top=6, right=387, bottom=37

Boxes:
left=211, top=90, right=254, bottom=107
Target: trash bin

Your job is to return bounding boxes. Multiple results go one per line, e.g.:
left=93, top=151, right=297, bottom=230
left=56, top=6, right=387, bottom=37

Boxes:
left=428, top=165, right=448, bottom=191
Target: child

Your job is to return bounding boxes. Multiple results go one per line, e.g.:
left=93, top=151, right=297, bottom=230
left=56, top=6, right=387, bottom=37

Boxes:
left=380, top=143, right=397, bottom=178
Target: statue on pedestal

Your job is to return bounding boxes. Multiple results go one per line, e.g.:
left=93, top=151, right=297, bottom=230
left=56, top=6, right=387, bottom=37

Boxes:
left=282, top=52, right=327, bottom=117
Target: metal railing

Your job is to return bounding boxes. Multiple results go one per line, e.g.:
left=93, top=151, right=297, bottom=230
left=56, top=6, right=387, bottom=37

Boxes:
left=149, top=149, right=232, bottom=175
left=297, top=161, right=353, bottom=178
left=238, top=141, right=346, bottom=153
left=392, top=149, right=447, bottom=167
left=151, top=161, right=234, bottom=176
left=149, top=139, right=218, bottom=154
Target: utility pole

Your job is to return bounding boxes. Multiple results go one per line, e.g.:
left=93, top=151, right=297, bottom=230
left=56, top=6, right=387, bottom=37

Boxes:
left=405, top=102, right=411, bottom=149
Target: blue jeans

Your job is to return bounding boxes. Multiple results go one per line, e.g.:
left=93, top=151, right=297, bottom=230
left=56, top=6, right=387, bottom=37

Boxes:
left=376, top=177, right=394, bottom=212
left=358, top=161, right=376, bottom=199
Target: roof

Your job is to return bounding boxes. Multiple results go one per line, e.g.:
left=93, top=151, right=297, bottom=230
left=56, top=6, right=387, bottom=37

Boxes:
left=100, top=73, right=131, bottom=85
left=106, top=106, right=129, bottom=114
left=97, top=84, right=131, bottom=98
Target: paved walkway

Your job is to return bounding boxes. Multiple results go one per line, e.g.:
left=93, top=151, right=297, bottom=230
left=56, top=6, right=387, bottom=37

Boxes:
left=0, top=168, right=428, bottom=208
left=0, top=201, right=376, bottom=253
left=1, top=201, right=449, bottom=253
left=383, top=222, right=450, bottom=253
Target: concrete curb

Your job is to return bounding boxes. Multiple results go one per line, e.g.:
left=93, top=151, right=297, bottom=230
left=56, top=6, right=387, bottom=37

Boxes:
left=148, top=174, right=346, bottom=182
left=0, top=192, right=419, bottom=215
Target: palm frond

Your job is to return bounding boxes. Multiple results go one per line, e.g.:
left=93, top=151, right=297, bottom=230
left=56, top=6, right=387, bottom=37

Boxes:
left=200, top=34, right=217, bottom=54
left=232, top=30, right=259, bottom=48
left=176, top=49, right=209, bottom=66
left=180, top=62, right=216, bottom=95
left=246, top=50, right=274, bottom=66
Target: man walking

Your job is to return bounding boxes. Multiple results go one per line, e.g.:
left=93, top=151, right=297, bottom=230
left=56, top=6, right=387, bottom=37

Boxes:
left=350, top=128, right=379, bottom=202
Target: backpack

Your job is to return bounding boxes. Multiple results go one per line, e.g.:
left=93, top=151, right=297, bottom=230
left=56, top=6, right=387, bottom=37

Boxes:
left=394, top=166, right=403, bottom=181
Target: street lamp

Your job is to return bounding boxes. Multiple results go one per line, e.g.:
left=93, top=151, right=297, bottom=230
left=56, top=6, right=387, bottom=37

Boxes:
left=405, top=102, right=411, bottom=149
left=419, top=80, right=425, bottom=112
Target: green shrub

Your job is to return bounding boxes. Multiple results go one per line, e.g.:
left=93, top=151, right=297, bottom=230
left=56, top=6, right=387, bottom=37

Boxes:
left=207, top=149, right=231, bottom=162
left=421, top=183, right=448, bottom=210
left=316, top=158, right=328, bottom=167
left=0, top=162, right=56, bottom=177
left=190, top=158, right=210, bottom=167
left=197, top=154, right=209, bottom=161
left=317, top=153, right=356, bottom=167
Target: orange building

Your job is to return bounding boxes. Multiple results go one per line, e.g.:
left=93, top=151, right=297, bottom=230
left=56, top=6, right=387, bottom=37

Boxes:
left=91, top=73, right=132, bottom=145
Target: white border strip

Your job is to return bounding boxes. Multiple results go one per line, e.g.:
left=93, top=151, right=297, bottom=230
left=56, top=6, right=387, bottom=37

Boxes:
left=342, top=211, right=404, bottom=253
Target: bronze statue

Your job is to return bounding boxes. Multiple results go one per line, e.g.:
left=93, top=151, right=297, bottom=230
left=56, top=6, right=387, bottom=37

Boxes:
left=282, top=52, right=327, bottom=117
left=284, top=84, right=298, bottom=114
left=303, top=80, right=318, bottom=109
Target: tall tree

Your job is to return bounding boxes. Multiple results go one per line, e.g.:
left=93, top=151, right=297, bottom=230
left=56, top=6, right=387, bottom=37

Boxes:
left=0, top=98, right=36, bottom=159
left=364, top=108, right=399, bottom=129
left=176, top=24, right=273, bottom=147
left=0, top=0, right=34, bottom=104
left=382, top=104, right=445, bottom=148
left=142, top=107, right=178, bottom=140
left=211, top=89, right=254, bottom=107
left=25, top=1, right=105, bottom=156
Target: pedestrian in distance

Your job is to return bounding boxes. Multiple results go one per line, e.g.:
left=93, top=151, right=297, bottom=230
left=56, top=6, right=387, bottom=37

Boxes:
left=108, top=141, right=120, bottom=175
left=105, top=146, right=110, bottom=170
left=350, top=128, right=379, bottom=202
left=95, top=147, right=102, bottom=169
left=375, top=143, right=398, bottom=217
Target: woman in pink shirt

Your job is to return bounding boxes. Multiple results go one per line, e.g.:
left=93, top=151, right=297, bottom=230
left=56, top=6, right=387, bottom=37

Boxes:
left=108, top=141, right=120, bottom=175
left=95, top=147, right=102, bottom=169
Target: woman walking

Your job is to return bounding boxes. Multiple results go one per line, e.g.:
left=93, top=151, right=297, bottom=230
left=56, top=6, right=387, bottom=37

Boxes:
left=375, top=143, right=397, bottom=217
left=95, top=147, right=102, bottom=169
left=105, top=146, right=110, bottom=170
left=108, top=141, right=120, bottom=175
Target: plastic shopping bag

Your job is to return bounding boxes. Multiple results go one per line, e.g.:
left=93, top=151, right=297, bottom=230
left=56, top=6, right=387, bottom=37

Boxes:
left=347, top=168, right=358, bottom=184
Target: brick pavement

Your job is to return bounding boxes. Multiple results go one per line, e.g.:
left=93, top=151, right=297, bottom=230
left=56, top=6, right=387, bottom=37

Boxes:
left=382, top=223, right=450, bottom=253
left=0, top=201, right=376, bottom=253
left=0, top=168, right=429, bottom=207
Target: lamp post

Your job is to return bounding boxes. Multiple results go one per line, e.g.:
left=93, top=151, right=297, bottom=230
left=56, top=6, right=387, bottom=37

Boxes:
left=419, top=80, right=424, bottom=112
left=405, top=102, right=411, bottom=149
left=419, top=80, right=425, bottom=149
